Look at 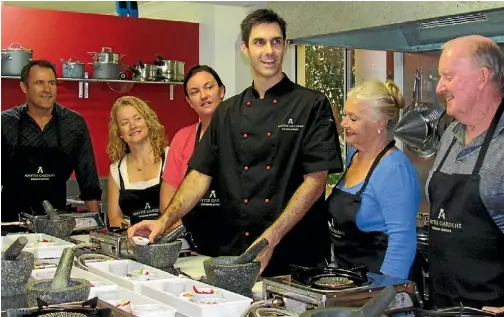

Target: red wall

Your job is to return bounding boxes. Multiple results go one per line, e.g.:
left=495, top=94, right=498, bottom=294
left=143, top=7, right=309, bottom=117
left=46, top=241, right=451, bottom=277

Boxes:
left=1, top=5, right=199, bottom=177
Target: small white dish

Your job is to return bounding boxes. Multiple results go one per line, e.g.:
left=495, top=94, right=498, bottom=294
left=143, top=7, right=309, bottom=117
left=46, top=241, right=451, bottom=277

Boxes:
left=107, top=299, right=132, bottom=313
left=132, top=236, right=150, bottom=246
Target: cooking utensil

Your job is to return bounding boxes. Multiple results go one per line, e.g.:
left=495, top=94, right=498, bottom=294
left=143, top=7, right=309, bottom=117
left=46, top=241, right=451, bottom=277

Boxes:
left=43, top=200, right=61, bottom=220
left=133, top=240, right=182, bottom=271
left=155, top=54, right=184, bottom=82
left=90, top=62, right=120, bottom=79
left=61, top=57, right=85, bottom=79
left=232, top=238, right=269, bottom=265
left=1, top=42, right=33, bottom=76
left=1, top=236, right=34, bottom=297
left=25, top=246, right=91, bottom=306
left=298, top=285, right=397, bottom=317
left=88, top=47, right=124, bottom=64
left=155, top=224, right=187, bottom=244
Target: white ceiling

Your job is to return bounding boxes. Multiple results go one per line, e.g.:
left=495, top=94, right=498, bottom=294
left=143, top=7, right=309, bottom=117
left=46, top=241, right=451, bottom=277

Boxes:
left=3, top=1, right=262, bottom=15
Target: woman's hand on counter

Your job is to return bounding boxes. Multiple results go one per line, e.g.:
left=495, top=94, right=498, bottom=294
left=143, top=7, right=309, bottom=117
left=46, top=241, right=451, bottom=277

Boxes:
left=127, top=219, right=165, bottom=244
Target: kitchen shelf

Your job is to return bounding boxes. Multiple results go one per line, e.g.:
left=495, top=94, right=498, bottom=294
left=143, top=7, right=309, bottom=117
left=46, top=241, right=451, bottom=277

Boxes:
left=1, top=73, right=183, bottom=100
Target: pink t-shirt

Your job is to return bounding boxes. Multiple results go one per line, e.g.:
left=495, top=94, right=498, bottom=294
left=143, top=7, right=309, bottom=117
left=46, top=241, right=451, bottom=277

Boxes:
left=162, top=123, right=198, bottom=189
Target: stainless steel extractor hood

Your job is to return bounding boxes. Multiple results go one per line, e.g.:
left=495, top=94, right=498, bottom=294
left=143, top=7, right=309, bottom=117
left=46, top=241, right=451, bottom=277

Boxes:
left=290, top=8, right=504, bottom=52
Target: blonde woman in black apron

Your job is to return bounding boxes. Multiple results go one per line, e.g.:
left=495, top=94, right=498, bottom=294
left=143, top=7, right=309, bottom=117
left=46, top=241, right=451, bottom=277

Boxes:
left=106, top=96, right=168, bottom=227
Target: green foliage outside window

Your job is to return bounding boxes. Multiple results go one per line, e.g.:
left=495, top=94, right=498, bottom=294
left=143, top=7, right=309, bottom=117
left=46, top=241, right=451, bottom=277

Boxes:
left=304, top=46, right=354, bottom=186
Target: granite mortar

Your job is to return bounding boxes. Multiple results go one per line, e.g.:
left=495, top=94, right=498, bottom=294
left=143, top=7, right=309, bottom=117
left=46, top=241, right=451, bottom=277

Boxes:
left=25, top=278, right=91, bottom=307
left=34, top=216, right=76, bottom=238
left=1, top=251, right=34, bottom=297
left=133, top=240, right=182, bottom=270
left=203, top=256, right=260, bottom=298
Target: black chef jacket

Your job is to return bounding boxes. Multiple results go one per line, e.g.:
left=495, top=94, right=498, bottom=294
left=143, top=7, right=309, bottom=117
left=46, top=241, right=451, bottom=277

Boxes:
left=1, top=103, right=102, bottom=222
left=188, top=74, right=344, bottom=277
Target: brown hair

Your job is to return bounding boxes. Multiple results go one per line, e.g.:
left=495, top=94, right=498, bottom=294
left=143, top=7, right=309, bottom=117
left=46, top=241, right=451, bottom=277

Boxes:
left=107, top=96, right=167, bottom=162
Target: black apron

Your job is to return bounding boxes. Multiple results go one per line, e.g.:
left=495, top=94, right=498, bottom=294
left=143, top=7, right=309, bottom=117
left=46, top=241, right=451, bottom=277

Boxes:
left=327, top=140, right=395, bottom=273
left=2, top=110, right=73, bottom=222
left=117, top=153, right=165, bottom=225
left=428, top=101, right=504, bottom=309
left=181, top=123, right=223, bottom=257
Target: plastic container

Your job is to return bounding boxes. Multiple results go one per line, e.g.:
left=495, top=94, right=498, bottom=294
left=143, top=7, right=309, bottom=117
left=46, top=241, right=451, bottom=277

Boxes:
left=1, top=233, right=75, bottom=259
left=86, top=259, right=177, bottom=292
left=139, top=277, right=252, bottom=317
left=89, top=285, right=177, bottom=317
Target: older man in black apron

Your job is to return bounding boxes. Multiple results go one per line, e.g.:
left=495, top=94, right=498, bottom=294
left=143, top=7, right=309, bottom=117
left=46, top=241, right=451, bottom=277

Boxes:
left=129, top=9, right=343, bottom=276
left=427, top=35, right=504, bottom=312
left=1, top=60, right=102, bottom=224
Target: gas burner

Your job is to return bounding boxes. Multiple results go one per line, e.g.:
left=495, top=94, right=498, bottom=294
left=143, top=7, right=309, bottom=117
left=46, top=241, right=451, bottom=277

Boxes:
left=262, top=268, right=423, bottom=315
left=290, top=264, right=370, bottom=290
left=6, top=297, right=112, bottom=317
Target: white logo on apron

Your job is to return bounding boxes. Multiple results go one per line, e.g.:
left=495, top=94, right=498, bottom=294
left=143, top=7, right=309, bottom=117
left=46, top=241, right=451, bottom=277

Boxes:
left=288, top=118, right=294, bottom=125
left=278, top=118, right=304, bottom=131
left=133, top=201, right=159, bottom=218
left=430, top=207, right=462, bottom=232
left=25, top=165, right=56, bottom=181
left=145, top=202, right=151, bottom=210
left=437, top=208, right=446, bottom=220
left=201, top=190, right=220, bottom=207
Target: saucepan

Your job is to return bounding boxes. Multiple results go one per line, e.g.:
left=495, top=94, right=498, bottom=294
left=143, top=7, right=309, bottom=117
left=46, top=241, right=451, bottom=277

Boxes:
left=1, top=42, right=33, bottom=76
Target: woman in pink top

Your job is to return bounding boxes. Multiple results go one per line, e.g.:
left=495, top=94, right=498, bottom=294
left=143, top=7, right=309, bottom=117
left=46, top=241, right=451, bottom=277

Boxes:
left=160, top=65, right=225, bottom=256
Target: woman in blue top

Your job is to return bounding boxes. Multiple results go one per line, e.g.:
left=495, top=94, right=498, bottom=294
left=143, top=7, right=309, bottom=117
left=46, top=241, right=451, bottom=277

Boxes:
left=327, top=79, right=420, bottom=279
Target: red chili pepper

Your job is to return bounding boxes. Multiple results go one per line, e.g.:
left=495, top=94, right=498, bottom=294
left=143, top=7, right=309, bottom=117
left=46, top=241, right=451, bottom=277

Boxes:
left=42, top=239, right=49, bottom=242
left=193, top=285, right=214, bottom=294
left=145, top=272, right=149, bottom=275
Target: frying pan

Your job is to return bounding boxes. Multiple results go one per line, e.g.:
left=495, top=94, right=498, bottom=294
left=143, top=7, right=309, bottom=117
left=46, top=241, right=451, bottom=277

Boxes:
left=289, top=264, right=369, bottom=290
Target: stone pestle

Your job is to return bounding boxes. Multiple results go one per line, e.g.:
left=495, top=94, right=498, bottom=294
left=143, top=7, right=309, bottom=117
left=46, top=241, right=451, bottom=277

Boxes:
left=25, top=246, right=91, bottom=306
left=155, top=225, right=187, bottom=244
left=2, top=236, right=28, bottom=260
left=42, top=200, right=60, bottom=220
left=50, top=247, right=75, bottom=289
left=232, top=238, right=269, bottom=265
left=352, top=285, right=397, bottom=317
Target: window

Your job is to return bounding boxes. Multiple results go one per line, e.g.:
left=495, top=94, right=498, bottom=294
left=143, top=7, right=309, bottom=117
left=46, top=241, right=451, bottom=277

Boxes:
left=297, top=45, right=355, bottom=187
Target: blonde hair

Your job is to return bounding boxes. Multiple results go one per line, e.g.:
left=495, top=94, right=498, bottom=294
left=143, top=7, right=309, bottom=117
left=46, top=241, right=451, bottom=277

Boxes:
left=347, top=79, right=405, bottom=131
left=107, top=96, right=167, bottom=163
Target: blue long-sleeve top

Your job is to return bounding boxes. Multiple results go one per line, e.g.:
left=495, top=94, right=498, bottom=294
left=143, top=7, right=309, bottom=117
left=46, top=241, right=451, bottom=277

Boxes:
left=337, top=147, right=420, bottom=279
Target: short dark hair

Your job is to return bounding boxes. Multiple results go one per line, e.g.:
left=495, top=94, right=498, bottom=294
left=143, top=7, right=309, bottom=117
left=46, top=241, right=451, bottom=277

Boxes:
left=21, top=60, right=57, bottom=86
left=183, top=65, right=225, bottom=97
left=240, top=9, right=287, bottom=47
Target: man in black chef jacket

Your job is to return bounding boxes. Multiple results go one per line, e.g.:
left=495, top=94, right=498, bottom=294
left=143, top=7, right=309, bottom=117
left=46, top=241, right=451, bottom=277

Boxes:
left=129, top=9, right=343, bottom=276
left=1, top=60, right=102, bottom=222
left=426, top=35, right=504, bottom=312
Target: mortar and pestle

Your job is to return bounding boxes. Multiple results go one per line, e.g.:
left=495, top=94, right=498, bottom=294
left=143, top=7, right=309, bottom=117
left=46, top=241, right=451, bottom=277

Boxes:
left=203, top=238, right=269, bottom=297
left=298, top=285, right=397, bottom=317
left=132, top=225, right=186, bottom=270
left=25, top=246, right=91, bottom=307
left=1, top=236, right=35, bottom=297
left=33, top=200, right=76, bottom=239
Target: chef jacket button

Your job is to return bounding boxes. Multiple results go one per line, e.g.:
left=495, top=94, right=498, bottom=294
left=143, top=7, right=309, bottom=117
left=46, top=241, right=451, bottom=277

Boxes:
left=265, top=198, right=270, bottom=204
left=244, top=199, right=249, bottom=204
left=244, top=166, right=249, bottom=171
left=273, top=99, right=278, bottom=104
left=245, top=232, right=250, bottom=237
left=267, top=132, right=272, bottom=137
left=246, top=101, right=251, bottom=106
left=266, top=165, right=271, bottom=171
left=243, top=133, right=248, bottom=139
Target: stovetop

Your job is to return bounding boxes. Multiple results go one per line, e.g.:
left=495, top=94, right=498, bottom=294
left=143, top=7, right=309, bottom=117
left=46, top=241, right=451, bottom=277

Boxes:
left=3, top=297, right=119, bottom=317
left=262, top=266, right=422, bottom=314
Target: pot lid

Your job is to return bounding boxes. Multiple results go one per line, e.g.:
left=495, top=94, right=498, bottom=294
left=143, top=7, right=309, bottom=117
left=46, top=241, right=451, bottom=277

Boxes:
left=2, top=42, right=32, bottom=52
left=62, top=57, right=84, bottom=64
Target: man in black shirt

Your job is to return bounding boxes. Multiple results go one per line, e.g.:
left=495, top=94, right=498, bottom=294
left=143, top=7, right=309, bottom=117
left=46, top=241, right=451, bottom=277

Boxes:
left=1, top=60, right=102, bottom=222
left=128, top=9, right=343, bottom=276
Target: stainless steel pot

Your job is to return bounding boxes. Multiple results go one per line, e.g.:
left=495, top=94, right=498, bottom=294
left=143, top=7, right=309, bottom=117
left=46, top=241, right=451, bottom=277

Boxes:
left=88, top=47, right=124, bottom=64
left=61, top=57, right=85, bottom=79
left=155, top=54, right=184, bottom=82
left=91, top=62, right=120, bottom=80
left=1, top=42, right=33, bottom=76
left=130, top=60, right=157, bottom=81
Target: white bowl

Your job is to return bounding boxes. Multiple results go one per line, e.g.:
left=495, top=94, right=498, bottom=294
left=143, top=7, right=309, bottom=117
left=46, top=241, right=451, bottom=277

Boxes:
left=132, top=236, right=150, bottom=246
left=107, top=299, right=132, bottom=313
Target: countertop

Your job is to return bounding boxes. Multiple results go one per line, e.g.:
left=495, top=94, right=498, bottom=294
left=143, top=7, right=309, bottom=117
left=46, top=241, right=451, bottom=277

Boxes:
left=1, top=234, right=263, bottom=313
